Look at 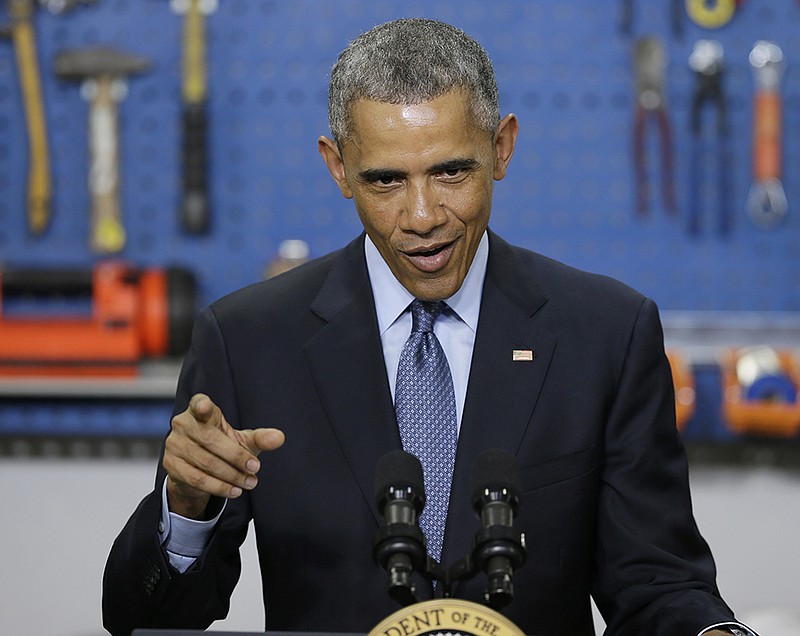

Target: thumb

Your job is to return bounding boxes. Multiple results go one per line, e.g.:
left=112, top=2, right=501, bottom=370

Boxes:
left=236, top=427, right=285, bottom=456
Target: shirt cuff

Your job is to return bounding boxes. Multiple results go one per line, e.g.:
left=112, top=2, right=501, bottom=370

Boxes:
left=698, top=622, right=760, bottom=636
left=159, top=477, right=226, bottom=573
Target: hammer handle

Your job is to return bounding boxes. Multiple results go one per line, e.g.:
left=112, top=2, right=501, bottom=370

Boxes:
left=10, top=1, right=51, bottom=234
left=180, top=102, right=210, bottom=233
left=88, top=77, right=125, bottom=253
left=180, top=0, right=210, bottom=233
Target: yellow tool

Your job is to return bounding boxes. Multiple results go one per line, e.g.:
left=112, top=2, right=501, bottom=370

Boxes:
left=685, top=0, right=737, bottom=29
left=4, top=0, right=51, bottom=234
left=172, top=0, right=216, bottom=234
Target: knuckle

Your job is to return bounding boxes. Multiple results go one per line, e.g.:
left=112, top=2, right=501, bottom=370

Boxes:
left=186, top=472, right=205, bottom=489
left=198, top=425, right=216, bottom=446
left=195, top=453, right=214, bottom=473
left=170, top=413, right=188, bottom=435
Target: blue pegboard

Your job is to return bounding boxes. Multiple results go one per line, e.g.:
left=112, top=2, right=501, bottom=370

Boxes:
left=1, top=0, right=800, bottom=438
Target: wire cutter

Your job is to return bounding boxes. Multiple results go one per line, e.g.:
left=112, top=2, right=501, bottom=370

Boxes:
left=633, top=37, right=677, bottom=218
left=688, top=40, right=731, bottom=236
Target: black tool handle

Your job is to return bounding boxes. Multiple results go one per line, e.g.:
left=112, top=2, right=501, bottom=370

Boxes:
left=180, top=101, right=210, bottom=234
left=1, top=268, right=93, bottom=296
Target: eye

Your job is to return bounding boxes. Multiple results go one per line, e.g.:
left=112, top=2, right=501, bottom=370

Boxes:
left=437, top=167, right=469, bottom=182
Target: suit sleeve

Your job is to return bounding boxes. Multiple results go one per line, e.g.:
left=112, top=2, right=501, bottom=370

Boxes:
left=102, top=306, right=252, bottom=636
left=592, top=298, right=736, bottom=635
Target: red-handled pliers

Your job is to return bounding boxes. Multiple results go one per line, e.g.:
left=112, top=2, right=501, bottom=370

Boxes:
left=633, top=37, right=677, bottom=217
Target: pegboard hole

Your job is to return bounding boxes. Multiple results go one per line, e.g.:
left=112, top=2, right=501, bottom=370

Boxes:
left=257, top=87, right=277, bottom=105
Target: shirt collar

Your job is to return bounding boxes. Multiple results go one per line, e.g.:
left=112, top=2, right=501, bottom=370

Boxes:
left=365, top=232, right=488, bottom=335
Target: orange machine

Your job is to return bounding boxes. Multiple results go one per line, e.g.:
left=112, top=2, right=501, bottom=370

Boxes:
left=0, top=261, right=195, bottom=376
left=721, top=346, right=800, bottom=437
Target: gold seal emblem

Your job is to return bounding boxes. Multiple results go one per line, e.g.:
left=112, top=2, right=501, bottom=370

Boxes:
left=369, top=599, right=525, bottom=636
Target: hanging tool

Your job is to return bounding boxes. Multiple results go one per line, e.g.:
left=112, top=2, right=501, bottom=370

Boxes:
left=172, top=0, right=217, bottom=234
left=0, top=262, right=196, bottom=376
left=747, top=40, right=787, bottom=229
left=632, top=37, right=677, bottom=218
left=1, top=0, right=51, bottom=234
left=54, top=46, right=150, bottom=253
left=685, top=0, right=739, bottom=29
left=687, top=40, right=731, bottom=236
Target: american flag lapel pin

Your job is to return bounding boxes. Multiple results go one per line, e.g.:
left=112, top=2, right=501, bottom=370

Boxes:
left=512, top=349, right=534, bottom=362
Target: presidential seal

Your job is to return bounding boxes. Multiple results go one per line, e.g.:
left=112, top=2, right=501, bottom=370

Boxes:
left=369, top=599, right=525, bottom=636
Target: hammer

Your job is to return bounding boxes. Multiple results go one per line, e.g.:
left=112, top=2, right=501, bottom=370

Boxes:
left=54, top=46, right=150, bottom=253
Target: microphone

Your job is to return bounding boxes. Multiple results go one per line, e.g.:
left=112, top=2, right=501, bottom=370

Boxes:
left=471, top=449, right=526, bottom=610
left=373, top=450, right=427, bottom=606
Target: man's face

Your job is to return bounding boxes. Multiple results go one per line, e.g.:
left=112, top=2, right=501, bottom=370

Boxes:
left=319, top=91, right=518, bottom=301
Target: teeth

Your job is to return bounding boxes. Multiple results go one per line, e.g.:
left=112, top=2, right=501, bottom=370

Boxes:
left=415, top=245, right=444, bottom=257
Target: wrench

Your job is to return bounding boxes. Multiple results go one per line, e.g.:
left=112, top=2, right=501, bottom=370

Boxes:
left=747, top=41, right=787, bottom=229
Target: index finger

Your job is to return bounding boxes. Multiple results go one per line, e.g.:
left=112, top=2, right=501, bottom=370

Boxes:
left=188, top=393, right=222, bottom=426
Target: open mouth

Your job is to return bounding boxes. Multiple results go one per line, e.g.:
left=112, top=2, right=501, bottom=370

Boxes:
left=412, top=244, right=449, bottom=258
left=402, top=241, right=455, bottom=273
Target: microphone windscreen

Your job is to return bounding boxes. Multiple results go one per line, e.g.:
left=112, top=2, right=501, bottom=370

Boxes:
left=374, top=449, right=425, bottom=504
left=470, top=448, right=521, bottom=504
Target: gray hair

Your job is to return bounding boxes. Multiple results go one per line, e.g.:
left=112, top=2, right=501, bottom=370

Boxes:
left=328, top=18, right=500, bottom=144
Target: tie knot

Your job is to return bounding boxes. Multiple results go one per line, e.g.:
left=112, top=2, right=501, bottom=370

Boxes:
left=410, top=299, right=444, bottom=333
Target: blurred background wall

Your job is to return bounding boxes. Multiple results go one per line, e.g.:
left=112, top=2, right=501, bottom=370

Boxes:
left=1, top=1, right=799, bottom=634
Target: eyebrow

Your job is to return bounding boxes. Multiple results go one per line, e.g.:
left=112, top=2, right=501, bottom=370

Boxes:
left=357, top=158, right=480, bottom=183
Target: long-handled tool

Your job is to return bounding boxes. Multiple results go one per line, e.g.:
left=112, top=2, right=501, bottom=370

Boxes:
left=172, top=0, right=216, bottom=234
left=688, top=40, right=731, bottom=237
left=1, top=0, right=50, bottom=234
left=54, top=46, right=150, bottom=253
left=747, top=40, right=787, bottom=229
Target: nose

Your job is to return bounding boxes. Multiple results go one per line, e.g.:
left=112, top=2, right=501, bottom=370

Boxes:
left=398, top=181, right=447, bottom=235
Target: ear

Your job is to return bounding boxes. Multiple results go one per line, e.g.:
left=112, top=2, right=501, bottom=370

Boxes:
left=318, top=136, right=353, bottom=199
left=492, top=113, right=519, bottom=181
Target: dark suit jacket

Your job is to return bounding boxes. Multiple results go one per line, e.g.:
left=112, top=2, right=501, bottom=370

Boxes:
left=103, top=232, right=736, bottom=636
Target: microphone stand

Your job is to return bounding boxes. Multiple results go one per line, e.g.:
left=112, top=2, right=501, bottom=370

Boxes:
left=423, top=524, right=526, bottom=609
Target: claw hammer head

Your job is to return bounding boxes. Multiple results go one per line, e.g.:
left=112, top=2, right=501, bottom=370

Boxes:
left=54, top=46, right=150, bottom=82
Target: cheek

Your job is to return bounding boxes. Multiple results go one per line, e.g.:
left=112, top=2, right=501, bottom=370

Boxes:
left=445, top=184, right=492, bottom=228
left=353, top=197, right=397, bottom=240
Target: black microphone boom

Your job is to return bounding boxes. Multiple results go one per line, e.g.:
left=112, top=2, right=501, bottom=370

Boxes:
left=471, top=449, right=527, bottom=610
left=373, top=450, right=427, bottom=607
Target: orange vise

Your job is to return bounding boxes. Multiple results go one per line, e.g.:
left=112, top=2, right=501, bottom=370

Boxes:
left=0, top=261, right=196, bottom=376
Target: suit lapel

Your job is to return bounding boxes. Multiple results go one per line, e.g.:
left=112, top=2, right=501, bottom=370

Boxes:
left=305, top=236, right=401, bottom=526
left=304, top=233, right=558, bottom=577
left=443, top=232, right=558, bottom=567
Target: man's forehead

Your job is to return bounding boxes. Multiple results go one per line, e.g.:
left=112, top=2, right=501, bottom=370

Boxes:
left=343, top=90, right=473, bottom=130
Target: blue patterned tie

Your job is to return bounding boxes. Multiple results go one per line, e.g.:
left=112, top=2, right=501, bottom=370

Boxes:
left=395, top=300, right=458, bottom=564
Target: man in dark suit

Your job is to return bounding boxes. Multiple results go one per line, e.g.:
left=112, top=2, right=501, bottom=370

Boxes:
left=103, top=18, right=754, bottom=636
